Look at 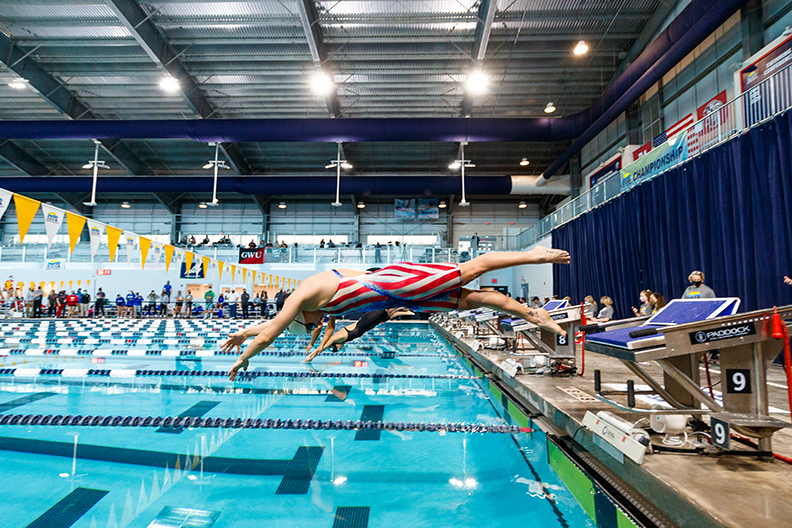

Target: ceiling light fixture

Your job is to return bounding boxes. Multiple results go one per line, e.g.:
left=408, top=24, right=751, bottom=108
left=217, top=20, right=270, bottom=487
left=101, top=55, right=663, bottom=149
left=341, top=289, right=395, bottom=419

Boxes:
left=327, top=142, right=350, bottom=207
left=203, top=142, right=229, bottom=206
left=311, top=72, right=334, bottom=96
left=574, top=40, right=589, bottom=55
left=7, top=81, right=26, bottom=90
left=159, top=77, right=180, bottom=92
left=518, top=201, right=527, bottom=209
left=83, top=140, right=107, bottom=207
left=519, top=158, right=529, bottom=166
left=465, top=71, right=488, bottom=95
left=198, top=202, right=208, bottom=209
left=438, top=201, right=447, bottom=209
left=121, top=202, right=131, bottom=209
left=450, top=142, right=474, bottom=207
left=357, top=201, right=365, bottom=209
left=278, top=202, right=287, bottom=209
left=544, top=102, right=556, bottom=114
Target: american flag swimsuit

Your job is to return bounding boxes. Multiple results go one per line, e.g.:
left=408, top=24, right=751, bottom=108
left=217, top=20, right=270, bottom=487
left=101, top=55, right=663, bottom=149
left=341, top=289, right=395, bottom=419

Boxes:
left=320, top=263, right=463, bottom=316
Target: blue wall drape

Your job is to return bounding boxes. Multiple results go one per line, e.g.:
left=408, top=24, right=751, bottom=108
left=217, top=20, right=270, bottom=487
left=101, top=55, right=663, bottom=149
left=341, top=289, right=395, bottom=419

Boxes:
left=553, top=110, right=792, bottom=317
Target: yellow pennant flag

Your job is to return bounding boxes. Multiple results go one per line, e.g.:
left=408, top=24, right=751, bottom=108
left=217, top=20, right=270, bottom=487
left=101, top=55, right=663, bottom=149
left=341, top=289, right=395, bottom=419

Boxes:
left=65, top=212, right=86, bottom=254
left=87, top=280, right=90, bottom=287
left=164, top=245, right=174, bottom=273
left=202, top=256, right=210, bottom=278
left=230, top=265, right=236, bottom=283
left=241, top=267, right=247, bottom=282
left=184, top=251, right=194, bottom=275
left=12, top=194, right=40, bottom=243
left=106, top=226, right=123, bottom=262
left=139, top=237, right=152, bottom=269
left=218, top=261, right=224, bottom=282
left=50, top=281, right=54, bottom=290
left=69, top=281, right=73, bottom=289
left=78, top=280, right=81, bottom=286
left=60, top=281, right=64, bottom=289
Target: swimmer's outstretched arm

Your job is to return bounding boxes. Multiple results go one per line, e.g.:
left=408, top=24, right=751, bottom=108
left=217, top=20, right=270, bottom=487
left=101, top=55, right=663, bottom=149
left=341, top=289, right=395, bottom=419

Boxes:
left=316, top=316, right=336, bottom=351
left=221, top=319, right=273, bottom=353
left=305, top=320, right=325, bottom=353
left=305, top=325, right=349, bottom=363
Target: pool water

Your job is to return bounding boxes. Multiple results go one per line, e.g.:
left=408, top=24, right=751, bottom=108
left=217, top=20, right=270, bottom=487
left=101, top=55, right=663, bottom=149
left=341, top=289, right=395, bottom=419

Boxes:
left=0, top=320, right=596, bottom=528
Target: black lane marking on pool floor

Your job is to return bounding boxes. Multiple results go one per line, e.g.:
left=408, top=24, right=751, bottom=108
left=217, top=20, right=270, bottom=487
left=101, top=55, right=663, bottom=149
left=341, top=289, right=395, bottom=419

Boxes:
left=0, top=393, right=56, bottom=413
left=157, top=400, right=220, bottom=434
left=325, top=385, right=351, bottom=402
left=333, top=506, right=370, bottom=528
left=25, top=487, right=108, bottom=528
left=0, top=436, right=323, bottom=493
left=355, top=406, right=385, bottom=441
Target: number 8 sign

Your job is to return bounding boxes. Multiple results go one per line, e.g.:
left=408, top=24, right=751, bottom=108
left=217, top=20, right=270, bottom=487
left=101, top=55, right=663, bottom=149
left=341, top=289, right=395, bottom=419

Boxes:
left=710, top=417, right=730, bottom=449
left=556, top=334, right=568, bottom=347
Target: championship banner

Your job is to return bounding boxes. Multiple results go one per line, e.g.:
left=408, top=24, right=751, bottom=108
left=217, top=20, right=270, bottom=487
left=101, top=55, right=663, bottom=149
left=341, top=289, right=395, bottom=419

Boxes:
left=139, top=237, right=152, bottom=269
left=621, top=130, right=688, bottom=188
left=86, top=220, right=104, bottom=258
left=163, top=245, right=175, bottom=273
left=587, top=153, right=622, bottom=188
left=13, top=194, right=40, bottom=243
left=106, top=225, right=123, bottom=262
left=66, top=212, right=86, bottom=255
left=40, top=204, right=65, bottom=248
left=739, top=33, right=792, bottom=127
left=124, top=232, right=138, bottom=263
left=0, top=188, right=13, bottom=221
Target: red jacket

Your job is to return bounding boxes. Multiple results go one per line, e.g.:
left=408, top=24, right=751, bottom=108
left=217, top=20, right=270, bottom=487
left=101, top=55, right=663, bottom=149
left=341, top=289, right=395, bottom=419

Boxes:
left=66, top=294, right=79, bottom=306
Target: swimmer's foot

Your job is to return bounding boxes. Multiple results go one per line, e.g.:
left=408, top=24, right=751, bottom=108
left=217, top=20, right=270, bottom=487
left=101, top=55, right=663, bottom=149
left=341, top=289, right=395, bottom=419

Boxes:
left=536, top=248, right=570, bottom=265
left=531, top=308, right=567, bottom=337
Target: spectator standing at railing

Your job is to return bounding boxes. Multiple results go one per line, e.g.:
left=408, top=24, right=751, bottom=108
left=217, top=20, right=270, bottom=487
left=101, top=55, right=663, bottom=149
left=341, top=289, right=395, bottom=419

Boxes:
left=275, top=289, right=285, bottom=313
left=252, top=292, right=260, bottom=318
left=147, top=290, right=158, bottom=317
left=159, top=288, right=170, bottom=317
left=79, top=290, right=91, bottom=317
left=374, top=242, right=382, bottom=263
left=228, top=289, right=239, bottom=318
left=204, top=288, right=215, bottom=319
left=163, top=280, right=172, bottom=298
left=185, top=290, right=193, bottom=318
left=66, top=291, right=79, bottom=318
left=31, top=285, right=43, bottom=318
left=134, top=292, right=144, bottom=318
left=248, top=239, right=256, bottom=248
left=260, top=291, right=268, bottom=318
left=115, top=294, right=124, bottom=318
left=47, top=289, right=57, bottom=317
left=95, top=288, right=106, bottom=318
left=57, top=290, right=67, bottom=317
left=241, top=289, right=250, bottom=318
left=125, top=290, right=135, bottom=318
left=217, top=292, right=226, bottom=318
left=174, top=291, right=184, bottom=318
left=471, top=233, right=480, bottom=257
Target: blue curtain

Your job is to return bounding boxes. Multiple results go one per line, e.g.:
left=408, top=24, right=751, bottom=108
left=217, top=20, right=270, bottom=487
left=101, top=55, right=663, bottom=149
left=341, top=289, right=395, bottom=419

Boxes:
left=553, top=110, right=792, bottom=316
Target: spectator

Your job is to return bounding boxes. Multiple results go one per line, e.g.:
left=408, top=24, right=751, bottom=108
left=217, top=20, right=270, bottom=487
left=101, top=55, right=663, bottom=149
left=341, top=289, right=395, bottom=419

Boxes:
left=4, top=275, right=13, bottom=294
left=260, top=290, right=269, bottom=318
left=248, top=239, right=257, bottom=248
left=204, top=288, right=215, bottom=319
left=125, top=290, right=136, bottom=318
left=57, top=290, right=67, bottom=318
left=275, top=289, right=285, bottom=313
left=531, top=296, right=542, bottom=308
left=631, top=290, right=653, bottom=317
left=252, top=291, right=261, bottom=318
left=79, top=290, right=91, bottom=317
left=217, top=292, right=226, bottom=318
left=163, top=280, right=172, bottom=297
left=174, top=291, right=184, bottom=318
left=374, top=242, right=382, bottom=263
left=471, top=233, right=480, bottom=256
left=583, top=295, right=598, bottom=319
left=319, top=239, right=325, bottom=248
left=228, top=289, right=239, bottom=318
left=47, top=289, right=58, bottom=317
left=590, top=296, right=614, bottom=322
left=134, top=292, right=144, bottom=318
left=95, top=288, right=106, bottom=318
left=328, top=239, right=335, bottom=248
left=258, top=239, right=266, bottom=248
left=241, top=289, right=250, bottom=318
left=66, top=291, right=79, bottom=318
left=650, top=292, right=667, bottom=313
left=147, top=290, right=158, bottom=317
left=543, top=297, right=550, bottom=304
left=115, top=294, right=125, bottom=318
left=189, top=235, right=196, bottom=245
left=682, top=270, right=716, bottom=298
left=159, top=288, right=169, bottom=317
left=202, top=236, right=210, bottom=245
left=185, top=290, right=193, bottom=318
left=31, top=284, right=43, bottom=318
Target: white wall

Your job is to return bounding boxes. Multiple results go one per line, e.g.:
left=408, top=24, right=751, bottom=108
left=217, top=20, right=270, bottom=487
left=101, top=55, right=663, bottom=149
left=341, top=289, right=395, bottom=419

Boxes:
left=478, top=235, right=554, bottom=299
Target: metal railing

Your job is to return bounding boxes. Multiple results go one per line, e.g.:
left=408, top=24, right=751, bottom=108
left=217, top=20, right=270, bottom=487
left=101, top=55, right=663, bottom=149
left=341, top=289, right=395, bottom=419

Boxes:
left=518, top=61, right=792, bottom=249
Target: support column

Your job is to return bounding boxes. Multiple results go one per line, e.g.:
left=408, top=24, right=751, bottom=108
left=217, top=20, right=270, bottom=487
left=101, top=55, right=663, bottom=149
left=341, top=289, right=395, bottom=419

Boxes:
left=445, top=195, right=455, bottom=248
left=626, top=101, right=643, bottom=145
left=171, top=202, right=182, bottom=245
left=569, top=154, right=582, bottom=198
left=741, top=0, right=765, bottom=60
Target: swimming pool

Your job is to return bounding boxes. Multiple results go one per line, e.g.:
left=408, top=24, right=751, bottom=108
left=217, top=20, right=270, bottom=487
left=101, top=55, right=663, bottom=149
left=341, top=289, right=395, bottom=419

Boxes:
left=0, top=319, right=600, bottom=528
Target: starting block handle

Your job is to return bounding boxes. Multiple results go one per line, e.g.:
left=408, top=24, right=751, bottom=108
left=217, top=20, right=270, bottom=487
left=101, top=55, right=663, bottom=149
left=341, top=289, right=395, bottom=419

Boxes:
left=629, top=327, right=658, bottom=338
left=579, top=324, right=600, bottom=333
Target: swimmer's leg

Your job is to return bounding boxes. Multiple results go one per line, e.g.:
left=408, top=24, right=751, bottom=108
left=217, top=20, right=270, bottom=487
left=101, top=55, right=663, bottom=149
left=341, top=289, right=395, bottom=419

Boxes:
left=458, top=288, right=566, bottom=336
left=458, top=247, right=569, bottom=284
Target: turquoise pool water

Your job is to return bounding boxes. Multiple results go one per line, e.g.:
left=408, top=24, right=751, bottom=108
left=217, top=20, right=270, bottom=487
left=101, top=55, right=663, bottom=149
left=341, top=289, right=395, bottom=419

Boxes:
left=0, top=320, right=595, bottom=528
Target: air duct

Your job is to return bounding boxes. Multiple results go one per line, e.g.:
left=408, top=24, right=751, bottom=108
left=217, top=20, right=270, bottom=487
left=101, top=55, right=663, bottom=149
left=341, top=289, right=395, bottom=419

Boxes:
left=510, top=175, right=570, bottom=195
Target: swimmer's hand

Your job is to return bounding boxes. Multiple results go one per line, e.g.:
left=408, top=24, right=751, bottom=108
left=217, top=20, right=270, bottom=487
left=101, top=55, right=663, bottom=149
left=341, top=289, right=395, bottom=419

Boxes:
left=228, top=357, right=249, bottom=381
left=304, top=348, right=322, bottom=363
left=785, top=276, right=792, bottom=285
left=221, top=331, right=247, bottom=353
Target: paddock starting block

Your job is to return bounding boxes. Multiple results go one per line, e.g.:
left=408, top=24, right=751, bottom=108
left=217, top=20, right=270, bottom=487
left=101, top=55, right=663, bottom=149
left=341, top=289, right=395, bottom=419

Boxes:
left=583, top=299, right=790, bottom=451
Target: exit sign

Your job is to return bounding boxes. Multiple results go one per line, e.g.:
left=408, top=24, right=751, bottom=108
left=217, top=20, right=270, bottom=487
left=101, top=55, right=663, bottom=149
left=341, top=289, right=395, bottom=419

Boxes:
left=96, top=269, right=112, bottom=276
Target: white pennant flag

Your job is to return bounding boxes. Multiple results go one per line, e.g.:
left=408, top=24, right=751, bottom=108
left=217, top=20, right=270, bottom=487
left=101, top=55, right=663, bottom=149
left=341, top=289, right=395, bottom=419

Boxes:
left=40, top=203, right=65, bottom=248
left=0, top=188, right=13, bottom=221
left=153, top=244, right=162, bottom=266
left=86, top=219, right=104, bottom=259
left=124, top=231, right=138, bottom=263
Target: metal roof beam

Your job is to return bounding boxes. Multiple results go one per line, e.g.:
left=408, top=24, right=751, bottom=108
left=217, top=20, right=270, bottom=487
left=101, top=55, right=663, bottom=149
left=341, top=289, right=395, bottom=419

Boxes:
left=0, top=140, right=49, bottom=176
left=104, top=0, right=251, bottom=175
left=295, top=0, right=341, bottom=117
left=461, top=0, right=496, bottom=116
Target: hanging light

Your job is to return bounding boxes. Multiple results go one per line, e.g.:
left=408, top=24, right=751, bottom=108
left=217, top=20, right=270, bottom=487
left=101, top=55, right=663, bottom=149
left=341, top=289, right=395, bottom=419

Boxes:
left=465, top=71, right=488, bottom=95
left=202, top=162, right=213, bottom=170
left=448, top=162, right=461, bottom=170
left=544, top=102, right=556, bottom=114
left=278, top=202, right=287, bottom=209
left=198, top=202, right=208, bottom=209
left=519, top=158, right=529, bottom=166
left=7, top=81, right=26, bottom=90
left=328, top=142, right=347, bottom=207
left=311, top=72, right=334, bottom=96
left=159, top=77, right=180, bottom=92
left=203, top=143, right=228, bottom=207
left=357, top=201, right=365, bottom=209
left=574, top=40, right=589, bottom=56
left=438, top=201, right=447, bottom=209
left=82, top=140, right=107, bottom=207
left=518, top=201, right=527, bottom=209
left=340, top=162, right=353, bottom=170
left=121, top=202, right=131, bottom=209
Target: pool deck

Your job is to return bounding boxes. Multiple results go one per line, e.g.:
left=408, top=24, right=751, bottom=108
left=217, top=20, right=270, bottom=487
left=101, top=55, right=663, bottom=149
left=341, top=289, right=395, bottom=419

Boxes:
left=432, top=320, right=792, bottom=528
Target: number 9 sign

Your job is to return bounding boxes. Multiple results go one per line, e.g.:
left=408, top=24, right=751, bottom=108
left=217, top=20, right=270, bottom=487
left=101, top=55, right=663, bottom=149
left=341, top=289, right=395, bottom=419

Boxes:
left=725, top=369, right=751, bottom=394
left=710, top=417, right=730, bottom=449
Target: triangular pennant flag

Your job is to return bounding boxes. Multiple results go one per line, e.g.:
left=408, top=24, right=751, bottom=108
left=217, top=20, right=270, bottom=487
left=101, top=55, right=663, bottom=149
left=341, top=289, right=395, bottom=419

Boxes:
left=0, top=188, right=13, bottom=221
left=69, top=280, right=73, bottom=289
left=65, top=212, right=86, bottom=254
left=230, top=265, right=236, bottom=283
left=241, top=268, right=247, bottom=282
left=60, top=281, right=64, bottom=289
left=50, top=281, right=54, bottom=290
left=218, top=261, right=224, bottom=282
left=139, top=237, right=152, bottom=269
left=124, top=231, right=138, bottom=263
left=86, top=220, right=104, bottom=258
left=78, top=280, right=81, bottom=287
left=164, top=245, right=174, bottom=273
left=106, top=226, right=123, bottom=262
left=13, top=194, right=40, bottom=243
left=184, top=252, right=194, bottom=276
left=40, top=203, right=65, bottom=248
left=152, top=244, right=161, bottom=266
left=87, top=280, right=90, bottom=287
left=202, top=256, right=210, bottom=278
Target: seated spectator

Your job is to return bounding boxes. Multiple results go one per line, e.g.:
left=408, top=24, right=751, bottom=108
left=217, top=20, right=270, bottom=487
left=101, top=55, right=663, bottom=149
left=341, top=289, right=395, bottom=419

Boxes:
left=590, top=296, right=614, bottom=322
left=650, top=292, right=667, bottom=313
left=583, top=295, right=597, bottom=319
left=188, top=235, right=196, bottom=245
left=682, top=270, right=716, bottom=298
left=319, top=239, right=325, bottom=248
left=631, top=290, right=653, bottom=317
left=201, top=236, right=210, bottom=245
left=258, top=240, right=266, bottom=248
left=248, top=239, right=257, bottom=248
left=531, top=296, right=542, bottom=308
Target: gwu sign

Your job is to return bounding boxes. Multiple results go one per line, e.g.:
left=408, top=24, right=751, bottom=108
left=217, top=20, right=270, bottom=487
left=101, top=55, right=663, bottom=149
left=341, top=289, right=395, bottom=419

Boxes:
left=239, top=248, right=264, bottom=264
